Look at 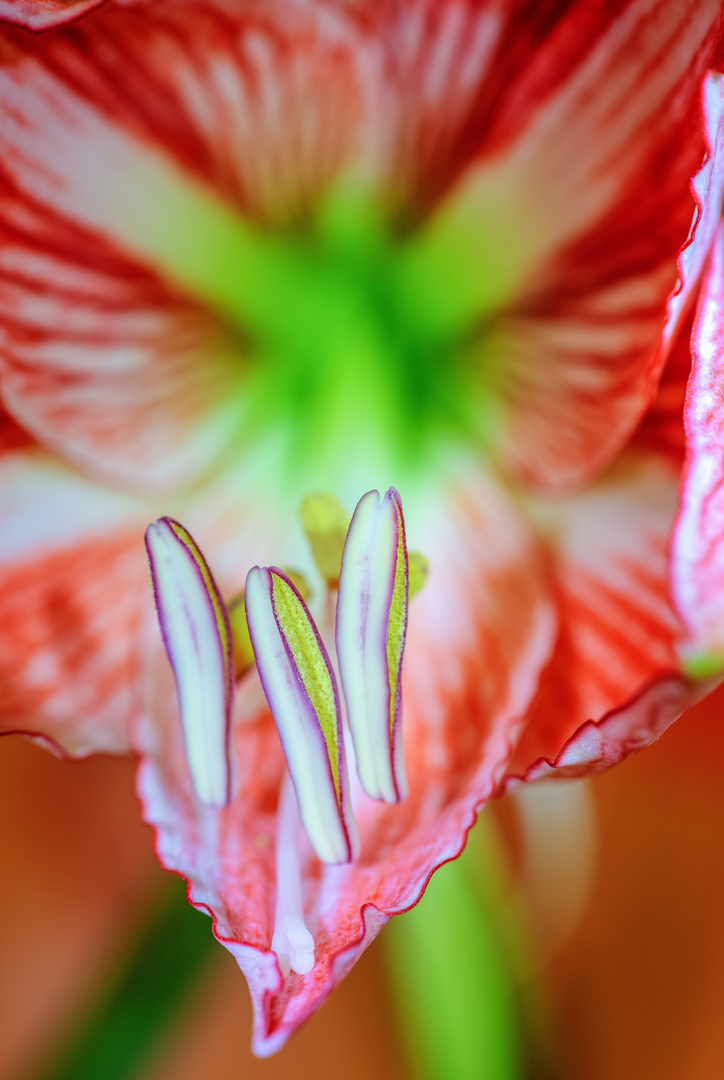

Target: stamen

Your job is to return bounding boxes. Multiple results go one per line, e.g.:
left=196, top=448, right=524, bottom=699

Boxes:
left=271, top=772, right=315, bottom=978
left=145, top=518, right=233, bottom=808
left=280, top=568, right=312, bottom=603
left=408, top=551, right=430, bottom=599
left=227, top=595, right=255, bottom=680
left=227, top=569, right=309, bottom=681
left=336, top=488, right=409, bottom=803
left=245, top=566, right=358, bottom=864
left=300, top=494, right=351, bottom=588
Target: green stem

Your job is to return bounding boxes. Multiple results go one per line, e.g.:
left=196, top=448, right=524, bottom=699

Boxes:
left=383, top=814, right=527, bottom=1080
left=31, top=877, right=216, bottom=1080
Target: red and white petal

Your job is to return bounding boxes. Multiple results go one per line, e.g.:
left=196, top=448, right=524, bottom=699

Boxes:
left=504, top=455, right=700, bottom=785
left=136, top=468, right=556, bottom=1055
left=630, top=304, right=694, bottom=469
left=0, top=448, right=155, bottom=755
left=404, top=0, right=721, bottom=491
left=672, top=224, right=724, bottom=663
left=663, top=72, right=724, bottom=352
left=0, top=4, right=380, bottom=226
left=0, top=3, right=383, bottom=493
left=1, top=2, right=719, bottom=502
left=0, top=0, right=105, bottom=31
left=0, top=171, right=250, bottom=494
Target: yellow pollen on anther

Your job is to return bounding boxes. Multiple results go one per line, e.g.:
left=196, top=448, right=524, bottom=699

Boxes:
left=408, top=551, right=429, bottom=599
left=270, top=572, right=342, bottom=806
left=227, top=594, right=255, bottom=679
left=280, top=568, right=312, bottom=603
left=228, top=570, right=310, bottom=680
left=386, top=500, right=408, bottom=741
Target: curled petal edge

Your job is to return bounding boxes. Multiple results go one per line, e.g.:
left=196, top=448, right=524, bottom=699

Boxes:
left=0, top=0, right=108, bottom=30
left=500, top=671, right=720, bottom=790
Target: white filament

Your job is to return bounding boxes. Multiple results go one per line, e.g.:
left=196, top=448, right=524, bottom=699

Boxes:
left=271, top=773, right=315, bottom=977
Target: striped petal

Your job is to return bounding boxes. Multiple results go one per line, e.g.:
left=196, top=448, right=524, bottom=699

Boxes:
left=504, top=453, right=707, bottom=786
left=0, top=2, right=374, bottom=494
left=0, top=1, right=719, bottom=502
left=336, top=487, right=409, bottom=804
left=0, top=0, right=105, bottom=30
left=244, top=566, right=356, bottom=865
left=663, top=72, right=724, bottom=353
left=145, top=517, right=233, bottom=808
left=0, top=447, right=152, bottom=755
left=400, top=0, right=721, bottom=491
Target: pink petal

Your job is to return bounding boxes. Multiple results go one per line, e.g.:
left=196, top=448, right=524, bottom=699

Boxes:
left=0, top=448, right=153, bottom=754
left=672, top=222, right=724, bottom=662
left=136, top=469, right=555, bottom=1055
left=630, top=74, right=724, bottom=468
left=505, top=455, right=703, bottom=785
left=663, top=72, right=724, bottom=351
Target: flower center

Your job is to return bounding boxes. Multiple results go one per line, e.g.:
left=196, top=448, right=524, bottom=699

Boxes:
left=238, top=193, right=478, bottom=484
left=122, top=166, right=510, bottom=490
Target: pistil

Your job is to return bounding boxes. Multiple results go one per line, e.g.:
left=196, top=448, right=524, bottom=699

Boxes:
left=271, top=772, right=316, bottom=977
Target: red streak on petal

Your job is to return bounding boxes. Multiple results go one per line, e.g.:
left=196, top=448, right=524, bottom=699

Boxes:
left=0, top=531, right=145, bottom=755
left=0, top=0, right=108, bottom=32
left=0, top=402, right=32, bottom=453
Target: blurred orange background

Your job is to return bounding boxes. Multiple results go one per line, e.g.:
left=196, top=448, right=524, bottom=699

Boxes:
left=2, top=682, right=724, bottom=1080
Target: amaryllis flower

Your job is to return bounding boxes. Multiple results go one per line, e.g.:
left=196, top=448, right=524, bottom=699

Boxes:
left=0, top=0, right=723, bottom=1055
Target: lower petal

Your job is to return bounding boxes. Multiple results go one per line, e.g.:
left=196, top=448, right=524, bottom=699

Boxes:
left=0, top=0, right=105, bottom=30
left=671, top=223, right=724, bottom=662
left=135, top=467, right=556, bottom=1053
left=505, top=454, right=702, bottom=785
left=0, top=449, right=154, bottom=754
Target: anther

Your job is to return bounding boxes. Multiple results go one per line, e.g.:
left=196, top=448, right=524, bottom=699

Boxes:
left=336, top=488, right=409, bottom=803
left=300, top=493, right=351, bottom=588
left=245, top=566, right=358, bottom=864
left=145, top=518, right=233, bottom=808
